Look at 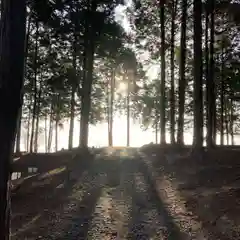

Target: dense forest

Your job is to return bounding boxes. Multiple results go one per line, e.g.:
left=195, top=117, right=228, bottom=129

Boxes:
left=1, top=0, right=240, bottom=238
left=9, top=0, right=240, bottom=153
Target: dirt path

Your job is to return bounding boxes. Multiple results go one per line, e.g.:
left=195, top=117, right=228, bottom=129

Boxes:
left=11, top=148, right=199, bottom=239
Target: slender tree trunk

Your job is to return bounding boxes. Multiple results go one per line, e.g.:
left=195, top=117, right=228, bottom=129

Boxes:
left=155, top=124, right=158, bottom=144
left=213, top=108, right=217, bottom=143
left=106, top=77, right=111, bottom=145
left=170, top=0, right=178, bottom=145
left=0, top=0, right=26, bottom=238
left=226, top=130, right=229, bottom=145
left=126, top=77, right=130, bottom=147
left=55, top=94, right=60, bottom=152
left=34, top=111, right=39, bottom=153
left=193, top=0, right=203, bottom=149
left=29, top=20, right=39, bottom=153
left=48, top=102, right=54, bottom=152
left=225, top=106, right=229, bottom=145
left=80, top=2, right=97, bottom=148
left=68, top=85, right=75, bottom=150
left=224, top=91, right=229, bottom=145
left=68, top=29, right=77, bottom=150
left=68, top=11, right=78, bottom=149
left=15, top=8, right=32, bottom=154
left=155, top=105, right=158, bottom=144
left=55, top=119, right=58, bottom=152
left=177, top=0, right=187, bottom=146
left=209, top=1, right=216, bottom=144
left=109, top=69, right=115, bottom=146
left=80, top=50, right=94, bottom=148
left=207, top=0, right=215, bottom=147
left=220, top=41, right=224, bottom=145
left=26, top=83, right=33, bottom=152
left=26, top=108, right=31, bottom=152
left=29, top=93, right=36, bottom=153
left=159, top=0, right=166, bottom=145
left=205, top=3, right=211, bottom=147
left=230, top=99, right=234, bottom=145
left=45, top=114, right=48, bottom=152
left=34, top=82, right=42, bottom=153
left=15, top=109, right=22, bottom=153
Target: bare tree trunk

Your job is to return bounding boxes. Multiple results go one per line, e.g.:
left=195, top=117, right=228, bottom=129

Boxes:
left=205, top=2, right=210, bottom=147
left=155, top=105, right=158, bottom=144
left=224, top=98, right=229, bottom=145
left=159, top=0, right=166, bottom=145
left=15, top=108, right=22, bottom=153
left=29, top=20, right=39, bottom=153
left=209, top=0, right=216, bottom=145
left=109, top=69, right=115, bottom=146
left=193, top=0, right=203, bottom=149
left=48, top=103, right=54, bottom=152
left=0, top=0, right=26, bottom=238
left=106, top=77, right=110, bottom=145
left=225, top=119, right=229, bottom=145
left=26, top=108, right=31, bottom=152
left=55, top=94, right=60, bottom=152
left=34, top=107, right=40, bottom=153
left=79, top=2, right=97, bottom=148
left=177, top=0, right=187, bottom=146
left=26, top=86, right=33, bottom=152
left=55, top=119, right=58, bottom=152
left=68, top=31, right=77, bottom=150
left=34, top=82, right=42, bottom=153
left=126, top=77, right=130, bottom=147
left=230, top=99, right=234, bottom=145
left=68, top=86, right=75, bottom=150
left=206, top=0, right=215, bottom=147
left=220, top=41, right=224, bottom=145
left=45, top=114, right=48, bottom=152
left=15, top=8, right=32, bottom=154
left=170, top=0, right=178, bottom=144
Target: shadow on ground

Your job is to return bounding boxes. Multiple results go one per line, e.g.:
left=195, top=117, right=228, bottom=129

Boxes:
left=11, top=148, right=215, bottom=239
left=11, top=152, right=93, bottom=239
left=11, top=152, right=125, bottom=239
left=127, top=159, right=188, bottom=240
left=142, top=146, right=240, bottom=240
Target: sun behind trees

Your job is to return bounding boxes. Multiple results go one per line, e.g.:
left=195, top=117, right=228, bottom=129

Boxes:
left=1, top=0, right=240, bottom=238
left=10, top=0, right=240, bottom=153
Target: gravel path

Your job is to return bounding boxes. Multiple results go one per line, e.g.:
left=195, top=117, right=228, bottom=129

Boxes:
left=11, top=148, right=190, bottom=239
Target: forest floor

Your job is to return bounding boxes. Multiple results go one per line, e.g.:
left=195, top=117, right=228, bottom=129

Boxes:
left=11, top=146, right=240, bottom=239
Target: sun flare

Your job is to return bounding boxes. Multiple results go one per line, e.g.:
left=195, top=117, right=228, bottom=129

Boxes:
left=118, top=82, right=128, bottom=93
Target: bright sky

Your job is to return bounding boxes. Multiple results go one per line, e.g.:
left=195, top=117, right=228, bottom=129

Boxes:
left=20, top=114, right=238, bottom=152
left=20, top=115, right=195, bottom=152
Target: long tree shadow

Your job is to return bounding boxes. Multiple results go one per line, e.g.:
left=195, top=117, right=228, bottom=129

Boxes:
left=60, top=157, right=125, bottom=239
left=126, top=160, right=151, bottom=240
left=94, top=155, right=122, bottom=188
left=118, top=157, right=154, bottom=240
left=59, top=184, right=102, bottom=239
left=11, top=154, right=93, bottom=239
left=159, top=151, right=240, bottom=240
left=127, top=158, right=189, bottom=240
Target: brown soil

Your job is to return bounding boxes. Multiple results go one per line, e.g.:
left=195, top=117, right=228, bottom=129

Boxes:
left=141, top=146, right=240, bottom=240
left=10, top=148, right=186, bottom=239
left=11, top=147, right=240, bottom=239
